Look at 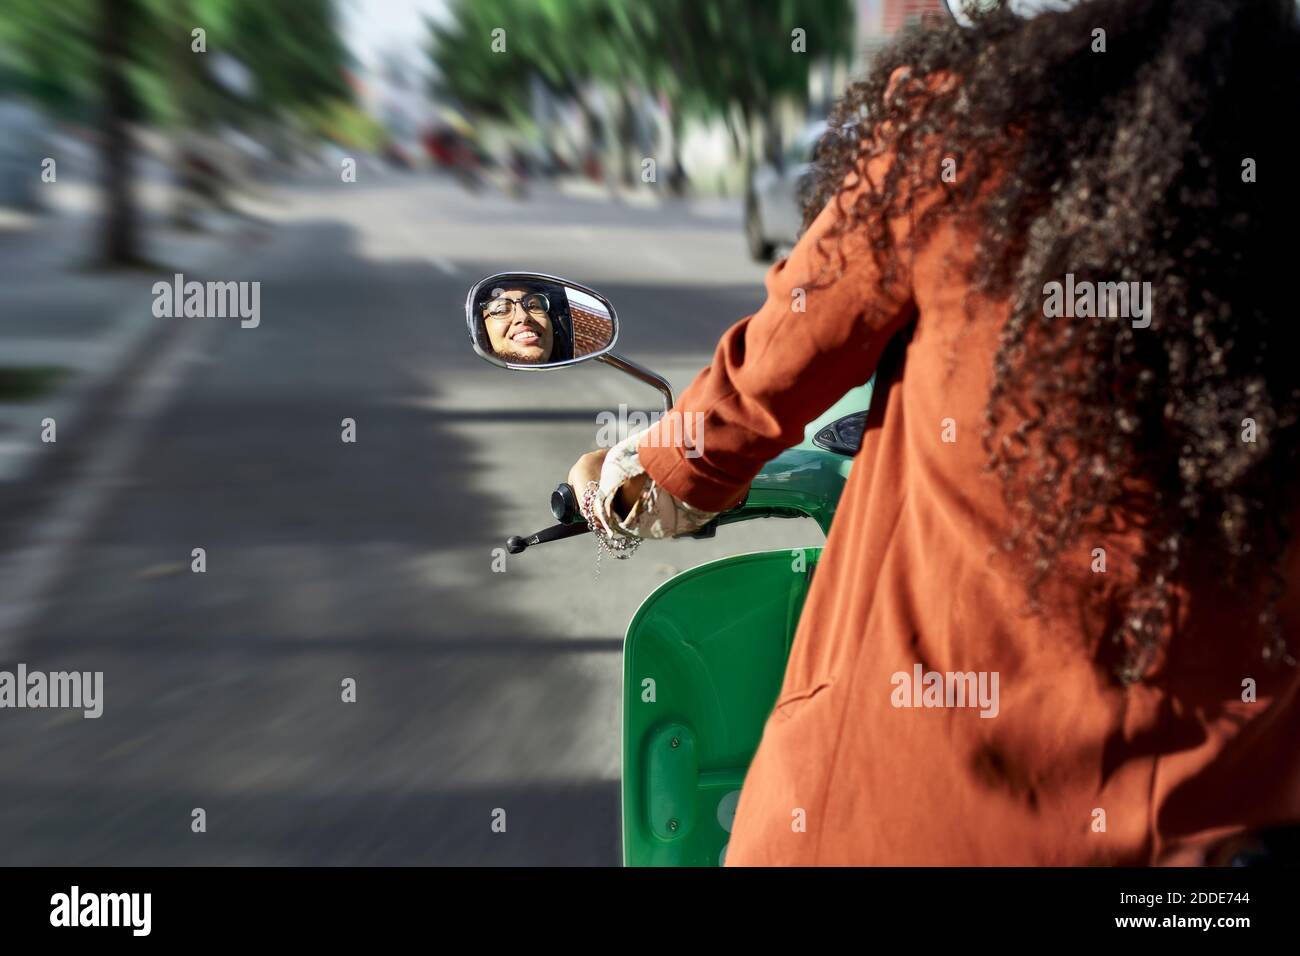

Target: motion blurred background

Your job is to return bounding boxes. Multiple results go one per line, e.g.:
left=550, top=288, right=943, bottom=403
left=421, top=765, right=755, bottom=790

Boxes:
left=0, top=0, right=944, bottom=865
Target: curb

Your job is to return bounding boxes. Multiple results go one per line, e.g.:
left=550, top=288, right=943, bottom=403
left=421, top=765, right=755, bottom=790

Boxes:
left=555, top=177, right=663, bottom=208
left=552, top=177, right=742, bottom=223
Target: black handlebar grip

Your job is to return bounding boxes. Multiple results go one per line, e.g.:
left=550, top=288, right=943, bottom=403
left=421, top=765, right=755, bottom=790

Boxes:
left=551, top=482, right=582, bottom=524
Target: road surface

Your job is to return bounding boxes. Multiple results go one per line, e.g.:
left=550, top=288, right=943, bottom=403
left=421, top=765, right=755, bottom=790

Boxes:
left=0, top=172, right=825, bottom=865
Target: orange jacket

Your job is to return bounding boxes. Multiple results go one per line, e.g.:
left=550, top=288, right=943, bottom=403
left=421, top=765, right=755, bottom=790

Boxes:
left=637, top=146, right=1300, bottom=866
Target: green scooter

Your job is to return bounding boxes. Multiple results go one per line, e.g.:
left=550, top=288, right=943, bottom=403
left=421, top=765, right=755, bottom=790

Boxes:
left=466, top=272, right=870, bottom=866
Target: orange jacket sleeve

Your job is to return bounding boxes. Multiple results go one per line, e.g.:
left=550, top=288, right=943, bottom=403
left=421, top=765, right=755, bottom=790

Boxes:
left=637, top=151, right=918, bottom=514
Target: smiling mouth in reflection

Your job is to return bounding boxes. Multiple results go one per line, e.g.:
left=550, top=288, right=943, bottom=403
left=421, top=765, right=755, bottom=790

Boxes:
left=511, top=329, right=541, bottom=346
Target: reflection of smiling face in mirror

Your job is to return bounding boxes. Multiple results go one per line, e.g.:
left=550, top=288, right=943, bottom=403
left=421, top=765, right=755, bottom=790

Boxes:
left=482, top=286, right=555, bottom=364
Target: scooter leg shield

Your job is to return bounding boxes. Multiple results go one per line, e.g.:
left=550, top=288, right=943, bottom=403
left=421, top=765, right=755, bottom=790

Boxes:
left=621, top=548, right=821, bottom=867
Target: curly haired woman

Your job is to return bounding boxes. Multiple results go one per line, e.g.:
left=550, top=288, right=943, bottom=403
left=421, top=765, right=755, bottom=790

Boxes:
left=569, top=0, right=1300, bottom=865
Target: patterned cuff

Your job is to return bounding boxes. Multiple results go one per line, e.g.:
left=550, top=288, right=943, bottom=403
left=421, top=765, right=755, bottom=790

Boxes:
left=594, top=432, right=719, bottom=540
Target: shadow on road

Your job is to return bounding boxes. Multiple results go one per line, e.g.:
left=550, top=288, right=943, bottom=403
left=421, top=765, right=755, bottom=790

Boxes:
left=0, top=214, right=634, bottom=866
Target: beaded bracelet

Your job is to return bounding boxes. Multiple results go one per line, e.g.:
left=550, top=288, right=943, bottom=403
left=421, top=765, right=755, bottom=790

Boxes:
left=581, top=479, right=642, bottom=563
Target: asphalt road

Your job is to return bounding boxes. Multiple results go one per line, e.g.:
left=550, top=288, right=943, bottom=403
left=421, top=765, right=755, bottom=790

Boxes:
left=0, top=172, right=824, bottom=865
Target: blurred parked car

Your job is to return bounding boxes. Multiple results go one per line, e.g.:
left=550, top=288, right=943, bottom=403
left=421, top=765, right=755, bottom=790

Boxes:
left=0, top=99, right=52, bottom=212
left=743, top=121, right=831, bottom=262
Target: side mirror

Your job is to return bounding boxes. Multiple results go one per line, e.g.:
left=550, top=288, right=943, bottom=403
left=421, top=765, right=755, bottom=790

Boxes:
left=945, top=0, right=1045, bottom=28
left=464, top=271, right=618, bottom=370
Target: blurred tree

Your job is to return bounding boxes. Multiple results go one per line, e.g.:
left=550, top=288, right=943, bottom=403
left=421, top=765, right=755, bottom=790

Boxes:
left=427, top=0, right=853, bottom=189
left=100, top=0, right=144, bottom=264
left=0, top=0, right=99, bottom=122
left=202, top=0, right=351, bottom=118
left=0, top=0, right=353, bottom=262
left=426, top=0, right=533, bottom=123
left=662, top=0, right=854, bottom=164
left=429, top=0, right=675, bottom=182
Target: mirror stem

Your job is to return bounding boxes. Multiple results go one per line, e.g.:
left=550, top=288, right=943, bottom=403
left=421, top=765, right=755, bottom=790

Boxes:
left=597, top=352, right=675, bottom=413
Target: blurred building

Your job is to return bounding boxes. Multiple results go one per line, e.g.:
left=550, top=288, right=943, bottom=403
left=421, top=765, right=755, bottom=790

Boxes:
left=857, top=0, right=949, bottom=62
left=883, top=0, right=950, bottom=31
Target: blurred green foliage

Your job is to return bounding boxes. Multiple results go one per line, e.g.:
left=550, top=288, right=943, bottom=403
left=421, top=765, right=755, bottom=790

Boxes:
left=300, top=99, right=388, bottom=152
left=0, top=0, right=352, bottom=125
left=0, top=366, right=67, bottom=402
left=427, top=0, right=854, bottom=155
left=0, top=0, right=356, bottom=263
left=0, top=0, right=100, bottom=121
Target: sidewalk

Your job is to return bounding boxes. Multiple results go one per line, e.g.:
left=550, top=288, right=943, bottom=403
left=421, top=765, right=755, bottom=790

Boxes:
left=0, top=199, right=251, bottom=485
left=554, top=175, right=741, bottom=222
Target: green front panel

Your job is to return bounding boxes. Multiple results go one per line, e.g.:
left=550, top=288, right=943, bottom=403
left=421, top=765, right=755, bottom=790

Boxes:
left=622, top=547, right=822, bottom=867
left=730, top=380, right=872, bottom=535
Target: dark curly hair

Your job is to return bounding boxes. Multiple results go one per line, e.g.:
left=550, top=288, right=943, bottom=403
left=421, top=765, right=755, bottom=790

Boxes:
left=807, top=0, right=1300, bottom=682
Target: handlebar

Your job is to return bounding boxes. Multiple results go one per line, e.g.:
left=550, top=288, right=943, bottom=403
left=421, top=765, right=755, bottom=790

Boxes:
left=505, top=520, right=590, bottom=554
left=505, top=482, right=807, bottom=555
left=504, top=483, right=588, bottom=554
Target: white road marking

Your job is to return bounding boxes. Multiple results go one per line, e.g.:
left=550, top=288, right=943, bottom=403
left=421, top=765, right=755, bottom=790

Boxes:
left=398, top=224, right=457, bottom=275
left=639, top=245, right=688, bottom=276
left=425, top=254, right=457, bottom=276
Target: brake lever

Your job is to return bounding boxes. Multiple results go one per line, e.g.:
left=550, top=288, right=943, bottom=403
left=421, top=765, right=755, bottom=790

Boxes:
left=506, top=520, right=590, bottom=554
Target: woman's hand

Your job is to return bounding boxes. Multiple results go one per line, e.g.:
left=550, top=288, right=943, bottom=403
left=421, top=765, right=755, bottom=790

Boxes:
left=567, top=448, right=648, bottom=521
left=566, top=449, right=607, bottom=498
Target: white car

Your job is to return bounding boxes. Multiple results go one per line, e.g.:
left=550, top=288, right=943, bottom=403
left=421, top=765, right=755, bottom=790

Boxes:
left=744, top=121, right=826, bottom=262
